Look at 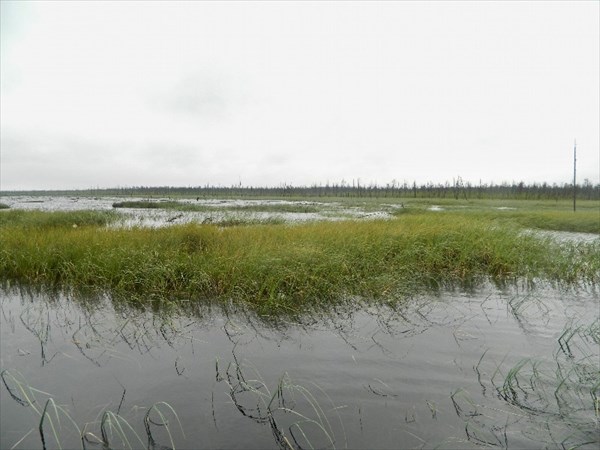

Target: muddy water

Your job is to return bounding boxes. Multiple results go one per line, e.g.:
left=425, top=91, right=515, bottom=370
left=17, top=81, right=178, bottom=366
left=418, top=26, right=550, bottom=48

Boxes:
left=1, top=285, right=598, bottom=449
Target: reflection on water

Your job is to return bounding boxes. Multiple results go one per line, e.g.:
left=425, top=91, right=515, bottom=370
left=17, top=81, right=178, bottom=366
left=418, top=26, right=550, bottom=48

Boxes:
left=1, top=285, right=598, bottom=449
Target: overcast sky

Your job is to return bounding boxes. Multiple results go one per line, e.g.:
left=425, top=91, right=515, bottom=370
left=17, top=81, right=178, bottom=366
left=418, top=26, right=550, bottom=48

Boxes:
left=1, top=1, right=598, bottom=191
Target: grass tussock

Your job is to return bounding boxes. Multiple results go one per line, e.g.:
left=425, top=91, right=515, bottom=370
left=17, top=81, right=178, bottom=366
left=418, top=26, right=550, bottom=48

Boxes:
left=1, top=210, right=598, bottom=313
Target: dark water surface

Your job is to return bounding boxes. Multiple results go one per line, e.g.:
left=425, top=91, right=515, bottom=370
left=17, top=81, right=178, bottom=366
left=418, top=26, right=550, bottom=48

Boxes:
left=1, top=285, right=598, bottom=449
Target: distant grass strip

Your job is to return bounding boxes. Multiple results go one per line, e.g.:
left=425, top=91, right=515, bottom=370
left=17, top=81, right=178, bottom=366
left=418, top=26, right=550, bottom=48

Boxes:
left=113, top=200, right=166, bottom=209
left=462, top=209, right=600, bottom=234
left=1, top=210, right=598, bottom=314
left=0, top=209, right=120, bottom=229
left=112, top=200, right=319, bottom=214
left=509, top=210, right=599, bottom=234
left=391, top=202, right=600, bottom=234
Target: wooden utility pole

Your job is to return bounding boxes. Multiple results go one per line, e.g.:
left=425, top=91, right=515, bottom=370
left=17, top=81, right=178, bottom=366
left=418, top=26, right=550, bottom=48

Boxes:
left=573, top=139, right=577, bottom=212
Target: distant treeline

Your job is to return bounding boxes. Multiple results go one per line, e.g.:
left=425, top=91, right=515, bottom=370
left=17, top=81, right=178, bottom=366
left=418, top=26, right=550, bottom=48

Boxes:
left=4, top=179, right=599, bottom=200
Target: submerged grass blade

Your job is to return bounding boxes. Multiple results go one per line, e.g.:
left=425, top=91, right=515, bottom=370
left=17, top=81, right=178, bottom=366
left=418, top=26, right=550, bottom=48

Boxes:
left=144, top=401, right=185, bottom=450
left=100, top=410, right=146, bottom=450
left=39, top=399, right=62, bottom=450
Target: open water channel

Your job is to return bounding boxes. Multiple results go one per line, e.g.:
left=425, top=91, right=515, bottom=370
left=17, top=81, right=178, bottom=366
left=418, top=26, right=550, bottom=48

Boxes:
left=1, top=197, right=598, bottom=449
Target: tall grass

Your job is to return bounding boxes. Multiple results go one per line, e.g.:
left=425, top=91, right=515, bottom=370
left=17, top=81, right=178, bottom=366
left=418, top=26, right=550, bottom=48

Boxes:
left=1, top=210, right=598, bottom=314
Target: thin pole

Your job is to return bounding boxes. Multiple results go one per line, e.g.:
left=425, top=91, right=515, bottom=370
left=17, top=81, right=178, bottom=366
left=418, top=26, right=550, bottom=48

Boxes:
left=573, top=139, right=577, bottom=212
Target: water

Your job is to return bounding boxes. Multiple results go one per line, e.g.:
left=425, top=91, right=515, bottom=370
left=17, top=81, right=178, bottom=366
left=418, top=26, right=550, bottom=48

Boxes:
left=0, top=196, right=394, bottom=227
left=1, top=285, right=598, bottom=449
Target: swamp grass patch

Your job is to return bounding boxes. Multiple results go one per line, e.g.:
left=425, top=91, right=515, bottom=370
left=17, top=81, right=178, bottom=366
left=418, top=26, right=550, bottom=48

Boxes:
left=1, top=210, right=598, bottom=314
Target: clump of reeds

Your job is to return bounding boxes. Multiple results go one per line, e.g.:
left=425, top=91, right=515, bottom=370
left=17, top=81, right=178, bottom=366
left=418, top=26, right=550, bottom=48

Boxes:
left=0, top=203, right=10, bottom=209
left=1, top=210, right=598, bottom=314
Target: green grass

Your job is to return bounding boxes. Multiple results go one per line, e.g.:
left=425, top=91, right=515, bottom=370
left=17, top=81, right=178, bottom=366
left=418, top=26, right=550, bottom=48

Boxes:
left=1, top=209, right=598, bottom=314
left=387, top=199, right=599, bottom=233
left=0, top=203, right=9, bottom=210
left=505, top=210, right=599, bottom=234
left=449, top=209, right=600, bottom=234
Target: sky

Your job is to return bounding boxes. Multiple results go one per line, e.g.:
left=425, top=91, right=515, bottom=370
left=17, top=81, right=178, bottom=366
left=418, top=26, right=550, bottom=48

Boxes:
left=1, top=1, right=599, bottom=191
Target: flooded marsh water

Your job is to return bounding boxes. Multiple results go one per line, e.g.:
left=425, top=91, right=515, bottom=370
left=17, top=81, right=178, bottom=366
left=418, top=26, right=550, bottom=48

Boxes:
left=0, top=196, right=393, bottom=227
left=1, top=285, right=598, bottom=449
